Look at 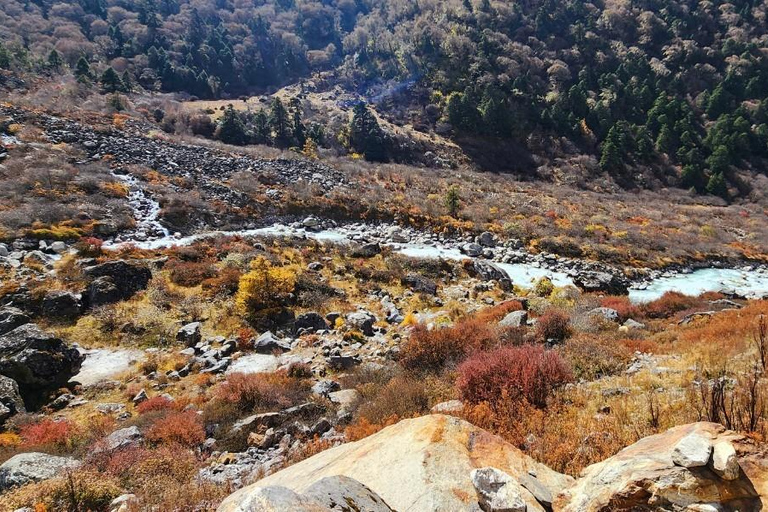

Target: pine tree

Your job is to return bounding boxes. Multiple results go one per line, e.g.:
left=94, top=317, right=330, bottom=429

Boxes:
left=75, top=57, right=91, bottom=81
left=349, top=102, right=387, bottom=162
left=121, top=71, right=133, bottom=92
left=445, top=185, right=461, bottom=217
left=216, top=106, right=248, bottom=145
left=681, top=164, right=705, bottom=192
left=47, top=49, right=62, bottom=70
left=655, top=124, right=674, bottom=154
left=706, top=172, right=728, bottom=199
left=100, top=67, right=123, bottom=93
left=599, top=138, right=622, bottom=171
left=269, top=98, right=290, bottom=146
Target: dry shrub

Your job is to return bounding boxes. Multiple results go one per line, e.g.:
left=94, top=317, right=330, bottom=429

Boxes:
left=166, top=260, right=217, bottom=287
left=677, top=302, right=768, bottom=358
left=472, top=300, right=524, bottom=324
left=201, top=267, right=242, bottom=297
left=599, top=296, right=641, bottom=321
left=213, top=370, right=310, bottom=413
left=0, top=469, right=122, bottom=511
left=74, top=236, right=104, bottom=257
left=642, top=291, right=700, bottom=319
left=561, top=334, right=632, bottom=381
left=621, top=338, right=660, bottom=354
left=356, top=375, right=430, bottom=425
left=145, top=411, right=205, bottom=448
left=456, top=345, right=572, bottom=408
left=535, top=309, right=572, bottom=343
left=345, top=415, right=400, bottom=442
left=399, top=319, right=500, bottom=374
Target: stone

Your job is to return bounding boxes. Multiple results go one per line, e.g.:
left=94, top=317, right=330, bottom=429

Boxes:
left=86, top=276, right=122, bottom=307
left=555, top=423, right=758, bottom=511
left=477, top=232, right=496, bottom=247
left=0, top=324, right=84, bottom=401
left=295, top=312, right=329, bottom=333
left=109, top=494, right=138, bottom=512
left=50, top=241, right=67, bottom=254
left=345, top=310, right=376, bottom=336
left=83, top=260, right=152, bottom=304
left=472, top=261, right=513, bottom=291
left=499, top=310, right=528, bottom=328
left=132, top=389, right=148, bottom=404
left=573, top=271, right=629, bottom=296
left=0, top=375, right=24, bottom=422
left=94, top=426, right=143, bottom=453
left=351, top=242, right=381, bottom=258
left=672, top=433, right=712, bottom=468
left=328, top=389, right=361, bottom=415
left=218, top=415, right=572, bottom=512
left=471, top=467, right=526, bottom=512
left=176, top=322, right=202, bottom=347
left=0, top=308, right=29, bottom=336
left=587, top=307, right=619, bottom=323
left=401, top=274, right=438, bottom=295
left=254, top=331, right=292, bottom=353
left=430, top=400, right=464, bottom=414
left=0, top=452, right=80, bottom=491
left=462, top=243, right=484, bottom=257
left=623, top=318, right=646, bottom=330
left=710, top=441, right=740, bottom=480
left=304, top=475, right=394, bottom=511
left=40, top=291, right=82, bottom=320
left=311, top=380, right=340, bottom=397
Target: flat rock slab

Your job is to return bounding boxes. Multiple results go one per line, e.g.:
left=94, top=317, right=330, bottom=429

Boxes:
left=72, top=349, right=143, bottom=386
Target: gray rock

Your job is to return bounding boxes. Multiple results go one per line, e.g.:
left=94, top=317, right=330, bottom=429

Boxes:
left=86, top=276, right=122, bottom=307
left=351, top=243, right=381, bottom=258
left=345, top=310, right=376, bottom=336
left=477, top=232, right=496, bottom=247
left=401, top=274, right=438, bottom=295
left=0, top=375, right=24, bottom=422
left=671, top=433, right=712, bottom=468
left=499, top=310, right=528, bottom=328
left=623, top=318, right=646, bottom=330
left=0, top=308, right=29, bottom=336
left=430, top=400, right=464, bottom=414
left=176, top=322, right=202, bottom=347
left=710, top=441, right=740, bottom=480
left=312, top=380, right=340, bottom=397
left=0, top=452, right=80, bottom=491
left=304, top=475, right=394, bottom=511
left=295, top=312, right=329, bottom=333
left=254, top=331, right=292, bottom=353
left=471, top=467, right=526, bottom=512
left=41, top=291, right=82, bottom=320
left=50, top=241, right=67, bottom=254
left=132, top=389, right=148, bottom=404
left=472, top=261, right=513, bottom=291
left=83, top=260, right=152, bottom=304
left=587, top=307, right=620, bottom=323
left=462, top=243, right=483, bottom=257
left=96, top=426, right=143, bottom=453
left=573, top=271, right=629, bottom=295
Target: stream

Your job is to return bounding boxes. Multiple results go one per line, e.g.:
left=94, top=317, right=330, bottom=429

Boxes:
left=103, top=176, right=768, bottom=304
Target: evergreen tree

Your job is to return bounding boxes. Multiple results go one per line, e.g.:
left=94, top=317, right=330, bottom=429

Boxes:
left=349, top=102, right=387, bottom=162
left=75, top=57, right=91, bottom=81
left=216, top=105, right=248, bottom=145
left=599, top=138, right=622, bottom=171
left=706, top=171, right=728, bottom=199
left=706, top=85, right=729, bottom=119
left=47, top=49, right=62, bottom=70
left=681, top=164, right=705, bottom=192
left=100, top=67, right=123, bottom=93
left=269, top=98, right=290, bottom=146
left=121, top=70, right=133, bottom=92
left=655, top=124, right=674, bottom=154
left=635, top=126, right=654, bottom=161
left=445, top=185, right=461, bottom=217
left=252, top=110, right=270, bottom=144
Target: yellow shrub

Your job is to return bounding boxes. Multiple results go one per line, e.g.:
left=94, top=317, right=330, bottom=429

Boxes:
left=0, top=432, right=21, bottom=447
left=100, top=181, right=129, bottom=198
left=235, top=257, right=296, bottom=316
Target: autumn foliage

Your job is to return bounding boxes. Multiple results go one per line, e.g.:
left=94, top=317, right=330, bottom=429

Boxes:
left=145, top=411, right=205, bottom=448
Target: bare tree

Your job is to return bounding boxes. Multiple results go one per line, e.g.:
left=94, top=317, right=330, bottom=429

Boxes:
left=753, top=314, right=767, bottom=372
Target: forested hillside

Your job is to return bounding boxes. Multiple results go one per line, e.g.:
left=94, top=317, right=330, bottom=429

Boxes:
left=3, top=0, right=768, bottom=197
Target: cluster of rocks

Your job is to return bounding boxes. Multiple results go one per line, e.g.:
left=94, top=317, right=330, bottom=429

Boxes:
left=176, top=322, right=237, bottom=375
left=0, top=239, right=66, bottom=274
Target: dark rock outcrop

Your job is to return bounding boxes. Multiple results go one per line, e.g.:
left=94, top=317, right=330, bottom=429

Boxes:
left=83, top=260, right=152, bottom=306
left=573, top=271, right=629, bottom=296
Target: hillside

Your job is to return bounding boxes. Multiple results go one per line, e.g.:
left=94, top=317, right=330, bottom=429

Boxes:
left=4, top=0, right=768, bottom=196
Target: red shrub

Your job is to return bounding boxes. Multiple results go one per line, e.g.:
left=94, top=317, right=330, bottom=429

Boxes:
left=642, top=291, right=699, bottom=319
left=20, top=418, right=75, bottom=449
left=136, top=396, right=175, bottom=415
left=535, top=310, right=571, bottom=343
left=599, top=296, right=641, bottom=321
left=457, top=345, right=573, bottom=408
left=74, top=237, right=104, bottom=257
left=214, top=370, right=310, bottom=413
left=399, top=319, right=500, bottom=374
left=201, top=267, right=241, bottom=297
left=145, top=411, right=205, bottom=447
left=473, top=301, right=524, bottom=323
left=166, top=260, right=216, bottom=287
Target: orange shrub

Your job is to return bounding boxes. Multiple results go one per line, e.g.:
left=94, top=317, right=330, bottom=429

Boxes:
left=621, top=338, right=660, bottom=354
left=201, top=267, right=241, bottom=297
left=599, top=296, right=641, bottom=321
left=535, top=310, right=571, bottom=343
left=642, top=291, right=699, bottom=319
left=166, top=260, right=217, bottom=287
left=213, top=370, right=310, bottom=413
left=136, top=396, right=175, bottom=415
left=20, top=418, right=75, bottom=450
left=345, top=415, right=400, bottom=442
left=146, top=411, right=205, bottom=448
left=456, top=345, right=573, bottom=408
left=473, top=301, right=524, bottom=324
left=399, top=319, right=500, bottom=374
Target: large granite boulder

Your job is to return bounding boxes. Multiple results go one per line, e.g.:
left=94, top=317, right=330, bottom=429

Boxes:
left=572, top=271, right=629, bottom=296
left=555, top=422, right=760, bottom=511
left=0, top=452, right=80, bottom=491
left=0, top=374, right=25, bottom=422
left=0, top=323, right=84, bottom=402
left=472, top=261, right=513, bottom=291
left=40, top=290, right=82, bottom=320
left=218, top=415, right=572, bottom=512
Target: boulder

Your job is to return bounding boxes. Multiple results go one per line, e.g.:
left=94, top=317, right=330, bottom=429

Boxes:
left=499, top=310, right=528, bottom=328
left=711, top=441, right=740, bottom=481
left=472, top=261, right=513, bottom=291
left=254, top=331, right=292, bottom=353
left=345, top=311, right=376, bottom=336
left=586, top=307, right=619, bottom=323
left=93, top=426, right=143, bottom=454
left=573, top=271, right=629, bottom=296
left=477, top=232, right=496, bottom=247
left=623, top=318, right=646, bottom=330
left=40, top=291, right=82, bottom=320
left=295, top=312, right=329, bottom=333
left=218, top=415, right=572, bottom=512
left=672, top=433, right=712, bottom=468
left=176, top=322, right=202, bottom=347
left=430, top=400, right=464, bottom=415
left=462, top=243, right=483, bottom=257
left=555, top=422, right=760, bottom=511
left=0, top=375, right=25, bottom=422
left=0, top=307, right=29, bottom=336
left=351, top=243, right=381, bottom=258
left=0, top=452, right=80, bottom=491
left=401, top=274, right=438, bottom=295
left=471, top=467, right=526, bottom=512
left=86, top=276, right=122, bottom=307
left=83, top=260, right=152, bottom=303
left=0, top=324, right=84, bottom=401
